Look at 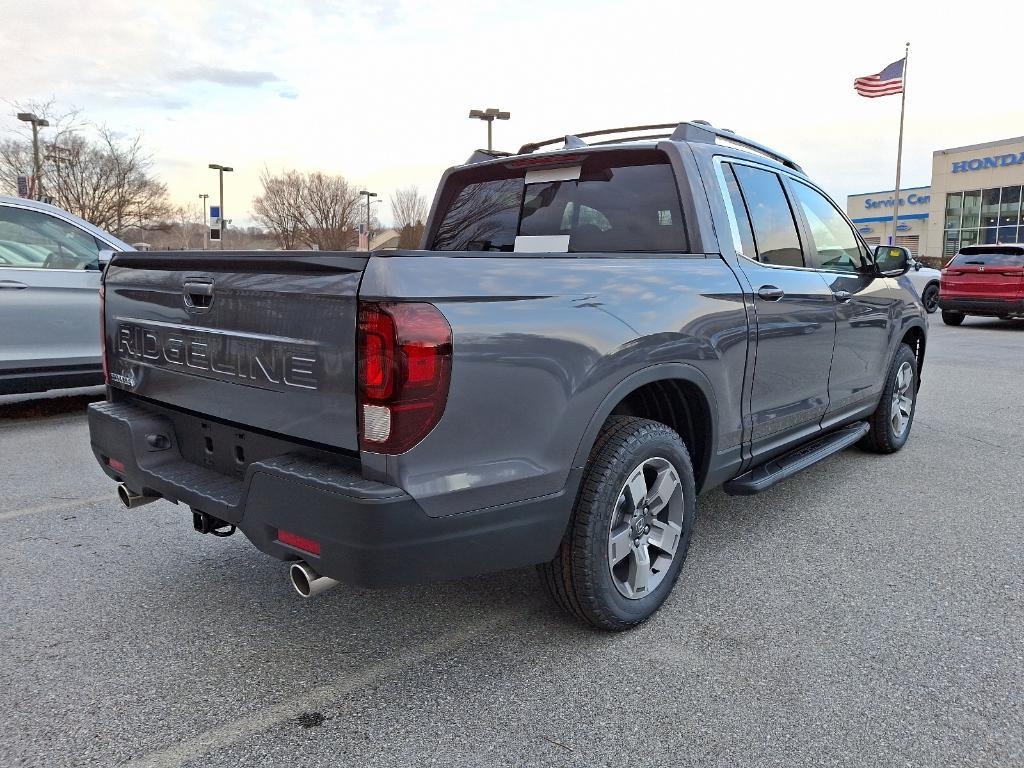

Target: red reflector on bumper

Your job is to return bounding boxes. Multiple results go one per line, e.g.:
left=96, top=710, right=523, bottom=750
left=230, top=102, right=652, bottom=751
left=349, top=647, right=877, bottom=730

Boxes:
left=277, top=530, right=321, bottom=556
left=107, top=458, right=125, bottom=473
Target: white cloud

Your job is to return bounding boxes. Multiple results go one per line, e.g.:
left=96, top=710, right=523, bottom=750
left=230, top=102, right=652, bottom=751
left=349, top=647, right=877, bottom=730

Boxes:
left=4, top=0, right=1023, bottom=226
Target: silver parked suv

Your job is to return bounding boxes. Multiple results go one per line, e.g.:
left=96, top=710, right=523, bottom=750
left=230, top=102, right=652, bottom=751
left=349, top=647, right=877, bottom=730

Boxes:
left=0, top=196, right=131, bottom=394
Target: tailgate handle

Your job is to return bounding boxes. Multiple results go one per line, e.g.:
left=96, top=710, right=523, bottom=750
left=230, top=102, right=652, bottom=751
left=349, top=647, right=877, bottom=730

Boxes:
left=183, top=280, right=214, bottom=310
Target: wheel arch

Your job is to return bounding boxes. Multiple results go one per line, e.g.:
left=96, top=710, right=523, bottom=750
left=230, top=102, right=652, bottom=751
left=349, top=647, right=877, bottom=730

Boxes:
left=571, top=364, right=718, bottom=494
left=900, top=323, right=927, bottom=387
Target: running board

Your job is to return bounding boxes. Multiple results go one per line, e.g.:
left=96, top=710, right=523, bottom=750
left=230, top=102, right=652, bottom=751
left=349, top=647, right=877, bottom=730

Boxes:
left=723, top=422, right=870, bottom=496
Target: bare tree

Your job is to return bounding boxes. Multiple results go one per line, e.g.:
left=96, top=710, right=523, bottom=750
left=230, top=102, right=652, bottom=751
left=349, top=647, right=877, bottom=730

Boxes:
left=253, top=168, right=363, bottom=250
left=390, top=185, right=429, bottom=248
left=1, top=103, right=170, bottom=236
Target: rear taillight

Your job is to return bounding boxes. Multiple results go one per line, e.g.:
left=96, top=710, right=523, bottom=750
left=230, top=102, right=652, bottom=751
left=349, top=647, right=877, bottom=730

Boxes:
left=357, top=302, right=452, bottom=454
left=99, top=281, right=108, bottom=384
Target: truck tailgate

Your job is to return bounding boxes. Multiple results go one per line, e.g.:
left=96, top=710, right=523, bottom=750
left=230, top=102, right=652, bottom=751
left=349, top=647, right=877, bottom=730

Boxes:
left=103, top=251, right=367, bottom=451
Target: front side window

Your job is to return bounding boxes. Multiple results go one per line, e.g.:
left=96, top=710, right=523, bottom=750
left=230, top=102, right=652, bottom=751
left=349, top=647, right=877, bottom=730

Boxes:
left=0, top=206, right=102, bottom=269
left=791, top=181, right=864, bottom=272
left=730, top=164, right=804, bottom=268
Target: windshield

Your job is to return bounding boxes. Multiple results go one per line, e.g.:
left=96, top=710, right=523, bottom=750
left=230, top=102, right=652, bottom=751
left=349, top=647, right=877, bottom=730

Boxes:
left=430, top=150, right=688, bottom=253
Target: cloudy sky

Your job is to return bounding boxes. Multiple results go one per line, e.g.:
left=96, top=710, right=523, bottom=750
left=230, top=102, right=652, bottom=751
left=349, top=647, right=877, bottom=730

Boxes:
left=4, top=0, right=1023, bottom=225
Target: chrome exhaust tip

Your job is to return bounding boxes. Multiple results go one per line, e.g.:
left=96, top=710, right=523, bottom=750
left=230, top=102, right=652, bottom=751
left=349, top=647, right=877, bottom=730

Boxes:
left=117, top=482, right=159, bottom=509
left=289, top=561, right=339, bottom=598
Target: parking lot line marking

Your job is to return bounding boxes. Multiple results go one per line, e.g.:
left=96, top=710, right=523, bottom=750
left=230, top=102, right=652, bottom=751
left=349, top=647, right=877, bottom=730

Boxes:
left=122, top=609, right=525, bottom=768
left=0, top=494, right=111, bottom=522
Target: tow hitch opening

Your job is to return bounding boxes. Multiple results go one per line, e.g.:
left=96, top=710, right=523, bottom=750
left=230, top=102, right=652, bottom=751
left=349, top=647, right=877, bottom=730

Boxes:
left=192, top=510, right=235, bottom=537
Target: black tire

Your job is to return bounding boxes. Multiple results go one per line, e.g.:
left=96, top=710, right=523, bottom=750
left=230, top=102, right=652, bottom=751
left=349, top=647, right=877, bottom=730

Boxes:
left=537, top=416, right=696, bottom=631
left=941, top=310, right=965, bottom=326
left=859, top=344, right=918, bottom=454
left=921, top=283, right=940, bottom=314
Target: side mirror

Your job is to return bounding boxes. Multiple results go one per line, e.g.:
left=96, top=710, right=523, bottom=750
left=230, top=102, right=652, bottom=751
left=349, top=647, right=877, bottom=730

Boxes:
left=874, top=245, right=911, bottom=277
left=912, top=260, right=922, bottom=271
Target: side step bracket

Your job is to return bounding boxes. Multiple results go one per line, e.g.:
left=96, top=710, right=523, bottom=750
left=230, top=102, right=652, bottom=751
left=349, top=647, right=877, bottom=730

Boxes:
left=723, top=422, right=870, bottom=496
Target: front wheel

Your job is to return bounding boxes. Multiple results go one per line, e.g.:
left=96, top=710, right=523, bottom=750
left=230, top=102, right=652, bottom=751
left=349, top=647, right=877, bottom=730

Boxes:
left=942, top=310, right=965, bottom=326
left=859, top=343, right=918, bottom=454
left=922, top=283, right=940, bottom=314
left=538, top=416, right=696, bottom=631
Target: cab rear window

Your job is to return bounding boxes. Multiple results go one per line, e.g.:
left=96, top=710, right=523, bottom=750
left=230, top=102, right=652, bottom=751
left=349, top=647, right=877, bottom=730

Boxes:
left=430, top=151, right=688, bottom=253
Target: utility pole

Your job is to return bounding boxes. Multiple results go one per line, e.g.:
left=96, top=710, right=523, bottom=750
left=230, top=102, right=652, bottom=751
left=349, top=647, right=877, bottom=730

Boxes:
left=199, top=193, right=209, bottom=250
left=468, top=108, right=510, bottom=151
left=17, top=113, right=50, bottom=201
left=208, top=164, right=233, bottom=250
left=359, top=190, right=377, bottom=249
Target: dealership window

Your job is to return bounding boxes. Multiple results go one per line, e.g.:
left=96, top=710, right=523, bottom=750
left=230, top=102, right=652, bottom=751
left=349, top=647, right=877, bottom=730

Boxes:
left=943, top=185, right=1023, bottom=259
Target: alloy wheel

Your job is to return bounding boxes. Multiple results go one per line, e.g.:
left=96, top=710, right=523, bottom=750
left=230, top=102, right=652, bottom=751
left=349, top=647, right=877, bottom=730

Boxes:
left=607, top=457, right=684, bottom=600
left=890, top=361, right=914, bottom=437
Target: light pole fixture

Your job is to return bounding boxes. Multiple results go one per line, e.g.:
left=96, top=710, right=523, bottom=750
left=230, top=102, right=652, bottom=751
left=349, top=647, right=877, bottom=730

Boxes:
left=208, top=164, right=233, bottom=250
left=17, top=112, right=50, bottom=201
left=468, top=107, right=510, bottom=151
left=199, top=193, right=210, bottom=250
left=359, top=190, right=377, bottom=248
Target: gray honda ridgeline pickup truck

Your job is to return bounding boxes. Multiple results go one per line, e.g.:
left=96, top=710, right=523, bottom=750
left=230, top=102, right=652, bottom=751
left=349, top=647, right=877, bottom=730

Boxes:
left=88, top=121, right=927, bottom=630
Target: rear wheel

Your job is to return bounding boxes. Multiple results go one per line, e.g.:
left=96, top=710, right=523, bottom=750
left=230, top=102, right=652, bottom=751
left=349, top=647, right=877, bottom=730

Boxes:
left=859, top=344, right=918, bottom=454
left=538, top=416, right=696, bottom=631
left=941, top=310, right=965, bottom=326
left=921, top=283, right=940, bottom=314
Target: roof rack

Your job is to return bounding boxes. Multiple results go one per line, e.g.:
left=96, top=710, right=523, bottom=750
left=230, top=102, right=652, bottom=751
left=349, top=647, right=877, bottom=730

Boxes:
left=516, top=120, right=804, bottom=174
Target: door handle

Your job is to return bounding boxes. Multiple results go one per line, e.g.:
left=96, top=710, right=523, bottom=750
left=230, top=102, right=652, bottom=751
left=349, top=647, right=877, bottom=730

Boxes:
left=756, top=285, right=784, bottom=301
left=0, top=280, right=29, bottom=290
left=833, top=290, right=853, bottom=302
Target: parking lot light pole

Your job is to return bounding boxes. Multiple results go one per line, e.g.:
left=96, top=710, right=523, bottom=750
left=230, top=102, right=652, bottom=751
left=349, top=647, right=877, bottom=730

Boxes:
left=17, top=112, right=50, bottom=201
left=208, top=164, right=233, bottom=250
left=359, top=190, right=377, bottom=248
left=468, top=108, right=510, bottom=151
left=198, top=193, right=209, bottom=250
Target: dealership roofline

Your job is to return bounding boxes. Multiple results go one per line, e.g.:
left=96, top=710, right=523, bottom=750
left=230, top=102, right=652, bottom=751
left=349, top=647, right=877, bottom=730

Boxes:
left=933, top=135, right=1024, bottom=156
left=847, top=185, right=929, bottom=199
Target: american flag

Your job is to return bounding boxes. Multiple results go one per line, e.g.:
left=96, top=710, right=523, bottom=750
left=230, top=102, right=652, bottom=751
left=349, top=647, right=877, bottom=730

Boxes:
left=854, top=58, right=905, bottom=98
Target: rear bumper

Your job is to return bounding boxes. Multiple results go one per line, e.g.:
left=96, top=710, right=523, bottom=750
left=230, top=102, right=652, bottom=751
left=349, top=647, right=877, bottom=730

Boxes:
left=938, top=296, right=1024, bottom=316
left=88, top=400, right=571, bottom=587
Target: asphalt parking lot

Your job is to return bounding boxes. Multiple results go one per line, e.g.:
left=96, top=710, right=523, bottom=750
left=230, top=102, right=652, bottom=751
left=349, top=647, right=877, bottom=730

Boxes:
left=2, top=318, right=1022, bottom=768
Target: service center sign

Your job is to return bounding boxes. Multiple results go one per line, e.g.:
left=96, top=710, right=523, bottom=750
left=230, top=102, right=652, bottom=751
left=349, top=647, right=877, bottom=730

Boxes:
left=863, top=192, right=931, bottom=210
left=952, top=152, right=1024, bottom=173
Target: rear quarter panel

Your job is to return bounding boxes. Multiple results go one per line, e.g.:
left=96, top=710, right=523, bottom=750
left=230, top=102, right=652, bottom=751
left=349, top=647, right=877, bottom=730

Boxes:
left=359, top=252, right=748, bottom=517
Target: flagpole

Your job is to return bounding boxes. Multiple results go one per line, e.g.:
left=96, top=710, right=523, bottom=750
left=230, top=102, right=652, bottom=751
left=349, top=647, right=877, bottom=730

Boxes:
left=891, top=41, right=910, bottom=246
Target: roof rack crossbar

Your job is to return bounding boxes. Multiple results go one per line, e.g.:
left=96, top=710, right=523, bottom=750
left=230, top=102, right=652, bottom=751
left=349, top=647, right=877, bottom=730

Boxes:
left=516, top=120, right=803, bottom=173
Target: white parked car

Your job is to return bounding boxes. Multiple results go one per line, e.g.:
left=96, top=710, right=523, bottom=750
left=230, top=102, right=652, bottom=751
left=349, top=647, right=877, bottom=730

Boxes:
left=0, top=196, right=132, bottom=394
left=905, top=257, right=941, bottom=314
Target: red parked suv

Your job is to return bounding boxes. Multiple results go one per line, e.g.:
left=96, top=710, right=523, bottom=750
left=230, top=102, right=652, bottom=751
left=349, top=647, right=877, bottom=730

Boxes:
left=940, top=245, right=1024, bottom=326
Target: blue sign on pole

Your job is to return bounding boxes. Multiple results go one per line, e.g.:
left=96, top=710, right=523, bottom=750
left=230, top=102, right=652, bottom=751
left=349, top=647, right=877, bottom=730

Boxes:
left=209, top=205, right=221, bottom=220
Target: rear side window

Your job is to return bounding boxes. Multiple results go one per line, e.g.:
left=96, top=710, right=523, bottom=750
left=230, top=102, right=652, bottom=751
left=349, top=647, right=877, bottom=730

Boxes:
left=949, top=247, right=1024, bottom=267
left=431, top=151, right=688, bottom=253
left=730, top=164, right=804, bottom=268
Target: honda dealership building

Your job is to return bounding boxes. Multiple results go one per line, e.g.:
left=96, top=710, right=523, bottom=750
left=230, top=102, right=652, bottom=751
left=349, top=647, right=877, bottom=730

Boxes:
left=846, top=135, right=1024, bottom=263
